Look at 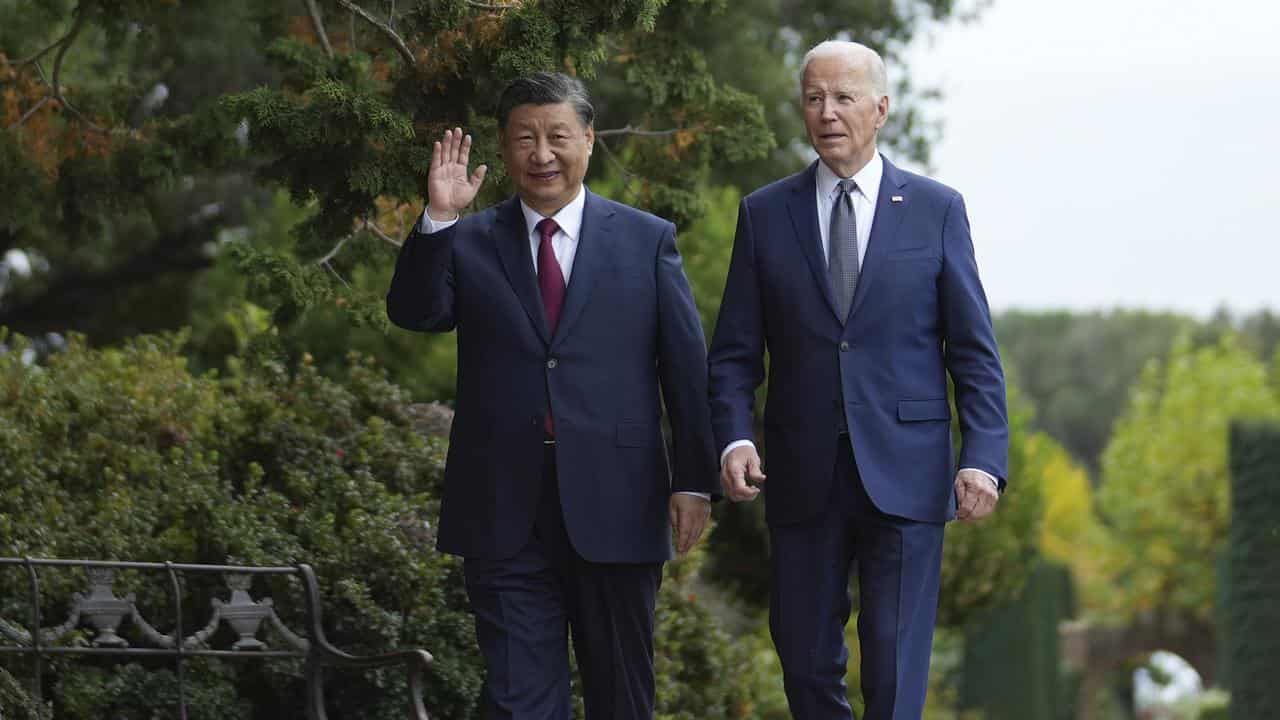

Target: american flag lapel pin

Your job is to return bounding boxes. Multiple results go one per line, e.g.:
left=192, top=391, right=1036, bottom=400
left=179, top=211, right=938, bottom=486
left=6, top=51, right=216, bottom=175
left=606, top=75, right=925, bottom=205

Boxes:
left=891, top=195, right=904, bottom=203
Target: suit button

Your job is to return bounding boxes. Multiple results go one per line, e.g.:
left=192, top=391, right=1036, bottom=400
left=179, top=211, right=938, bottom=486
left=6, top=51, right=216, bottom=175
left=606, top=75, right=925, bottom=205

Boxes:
left=839, top=341, right=850, bottom=352
left=547, top=358, right=558, bottom=369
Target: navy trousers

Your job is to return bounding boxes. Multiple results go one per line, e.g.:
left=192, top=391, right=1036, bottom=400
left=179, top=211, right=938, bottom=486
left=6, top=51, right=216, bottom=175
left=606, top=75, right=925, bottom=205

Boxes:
left=463, top=446, right=663, bottom=719
left=769, top=438, right=945, bottom=720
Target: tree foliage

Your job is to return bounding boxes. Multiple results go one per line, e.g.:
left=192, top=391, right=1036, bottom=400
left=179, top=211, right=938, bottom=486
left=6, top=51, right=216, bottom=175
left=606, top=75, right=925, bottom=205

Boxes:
left=1093, top=335, right=1279, bottom=624
left=994, top=308, right=1280, bottom=477
left=994, top=310, right=1195, bottom=474
left=0, top=0, right=280, bottom=343
left=2, top=0, right=973, bottom=387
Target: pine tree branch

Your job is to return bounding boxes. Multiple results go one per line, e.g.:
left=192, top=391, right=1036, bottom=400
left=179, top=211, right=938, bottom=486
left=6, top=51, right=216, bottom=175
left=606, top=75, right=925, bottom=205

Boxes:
left=334, top=0, right=415, bottom=67
left=6, top=39, right=107, bottom=133
left=350, top=7, right=358, bottom=52
left=5, top=95, right=50, bottom=130
left=468, top=1, right=517, bottom=9
left=363, top=219, right=403, bottom=248
left=595, top=137, right=637, bottom=192
left=14, top=10, right=83, bottom=67
left=45, top=4, right=105, bottom=133
left=322, top=259, right=351, bottom=289
left=596, top=125, right=683, bottom=137
left=303, top=0, right=335, bottom=58
left=315, top=236, right=350, bottom=265
left=49, top=5, right=86, bottom=100
left=0, top=245, right=214, bottom=336
left=313, top=217, right=401, bottom=268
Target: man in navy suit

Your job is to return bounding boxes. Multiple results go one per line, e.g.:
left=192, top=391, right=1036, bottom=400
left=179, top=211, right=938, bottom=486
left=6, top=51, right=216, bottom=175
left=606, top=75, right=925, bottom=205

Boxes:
left=708, top=42, right=1009, bottom=719
left=387, top=72, right=717, bottom=719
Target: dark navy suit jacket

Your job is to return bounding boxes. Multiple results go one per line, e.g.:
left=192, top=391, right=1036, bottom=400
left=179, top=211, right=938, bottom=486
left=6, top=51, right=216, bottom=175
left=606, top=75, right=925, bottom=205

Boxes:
left=388, top=190, right=717, bottom=562
left=708, top=157, right=1008, bottom=525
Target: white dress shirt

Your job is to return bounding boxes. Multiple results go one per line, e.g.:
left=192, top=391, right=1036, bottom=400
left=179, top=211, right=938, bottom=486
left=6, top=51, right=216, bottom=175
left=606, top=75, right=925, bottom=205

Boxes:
left=422, top=188, right=711, bottom=501
left=720, top=151, right=999, bottom=491
left=422, top=185, right=586, bottom=279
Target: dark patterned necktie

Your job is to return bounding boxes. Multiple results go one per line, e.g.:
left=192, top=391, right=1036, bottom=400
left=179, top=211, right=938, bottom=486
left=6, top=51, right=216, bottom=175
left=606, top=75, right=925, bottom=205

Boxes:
left=827, top=178, right=860, bottom=321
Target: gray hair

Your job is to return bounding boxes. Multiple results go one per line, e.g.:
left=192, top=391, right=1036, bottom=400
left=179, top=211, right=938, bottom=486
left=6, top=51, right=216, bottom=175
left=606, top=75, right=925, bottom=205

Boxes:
left=496, top=72, right=595, bottom=130
left=800, top=41, right=889, bottom=98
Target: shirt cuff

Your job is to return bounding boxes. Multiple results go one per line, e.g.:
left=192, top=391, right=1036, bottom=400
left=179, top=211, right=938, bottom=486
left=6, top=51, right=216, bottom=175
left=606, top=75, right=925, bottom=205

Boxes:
left=720, top=439, right=756, bottom=467
left=420, top=208, right=459, bottom=234
left=961, top=467, right=1000, bottom=491
left=674, top=491, right=711, bottom=501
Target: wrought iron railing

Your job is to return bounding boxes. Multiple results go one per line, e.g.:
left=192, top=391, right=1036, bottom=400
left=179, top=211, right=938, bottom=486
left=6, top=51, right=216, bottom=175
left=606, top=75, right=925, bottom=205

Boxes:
left=0, top=557, right=433, bottom=719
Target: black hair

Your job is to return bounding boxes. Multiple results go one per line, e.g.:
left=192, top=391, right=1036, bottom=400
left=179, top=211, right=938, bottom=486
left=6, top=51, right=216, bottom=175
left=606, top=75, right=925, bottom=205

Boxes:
left=495, top=72, right=594, bottom=130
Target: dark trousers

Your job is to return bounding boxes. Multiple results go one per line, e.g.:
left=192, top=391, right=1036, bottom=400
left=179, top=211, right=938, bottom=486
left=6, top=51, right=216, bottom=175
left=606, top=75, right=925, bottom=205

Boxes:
left=463, top=446, right=664, bottom=720
left=769, top=439, right=945, bottom=720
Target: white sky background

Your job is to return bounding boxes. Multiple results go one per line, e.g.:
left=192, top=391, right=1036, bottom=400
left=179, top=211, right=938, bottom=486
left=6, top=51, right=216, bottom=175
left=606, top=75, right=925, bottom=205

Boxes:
left=900, top=0, right=1280, bottom=316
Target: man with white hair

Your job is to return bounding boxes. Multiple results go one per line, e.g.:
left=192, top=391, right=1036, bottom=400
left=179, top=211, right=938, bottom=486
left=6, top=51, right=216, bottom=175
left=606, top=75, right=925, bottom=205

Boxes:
left=708, top=41, right=1009, bottom=718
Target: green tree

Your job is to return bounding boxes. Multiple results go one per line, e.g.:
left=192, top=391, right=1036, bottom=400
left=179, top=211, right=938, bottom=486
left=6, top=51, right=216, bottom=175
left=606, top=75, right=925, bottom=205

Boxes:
left=0, top=0, right=282, bottom=344
left=1096, top=336, right=1277, bottom=629
left=994, top=308, right=1280, bottom=477
left=2, top=0, right=774, bottom=346
left=1059, top=335, right=1279, bottom=717
left=994, top=310, right=1195, bottom=474
left=3, top=0, right=978, bottom=395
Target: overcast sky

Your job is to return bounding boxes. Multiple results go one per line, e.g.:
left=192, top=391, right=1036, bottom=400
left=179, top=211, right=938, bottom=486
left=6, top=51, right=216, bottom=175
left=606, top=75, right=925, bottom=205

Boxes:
left=900, top=0, right=1279, bottom=316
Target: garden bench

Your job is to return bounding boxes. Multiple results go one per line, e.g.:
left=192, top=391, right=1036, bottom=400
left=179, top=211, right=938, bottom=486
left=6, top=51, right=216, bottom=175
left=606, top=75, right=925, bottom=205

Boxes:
left=0, top=557, right=433, bottom=719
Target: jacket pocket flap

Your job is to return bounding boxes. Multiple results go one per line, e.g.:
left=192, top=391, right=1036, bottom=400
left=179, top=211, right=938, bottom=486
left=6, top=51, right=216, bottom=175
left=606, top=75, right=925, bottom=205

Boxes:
left=617, top=422, right=661, bottom=447
left=897, top=399, right=951, bottom=422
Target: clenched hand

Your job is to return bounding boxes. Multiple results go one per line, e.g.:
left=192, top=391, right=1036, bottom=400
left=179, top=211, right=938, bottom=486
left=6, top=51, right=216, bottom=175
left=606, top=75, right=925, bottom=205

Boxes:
left=721, top=444, right=766, bottom=503
left=954, top=468, right=999, bottom=522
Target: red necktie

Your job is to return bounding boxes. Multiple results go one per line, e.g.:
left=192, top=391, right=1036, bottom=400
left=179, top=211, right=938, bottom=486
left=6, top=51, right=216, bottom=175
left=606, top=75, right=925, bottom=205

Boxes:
left=536, top=218, right=565, bottom=435
left=536, top=218, right=566, bottom=332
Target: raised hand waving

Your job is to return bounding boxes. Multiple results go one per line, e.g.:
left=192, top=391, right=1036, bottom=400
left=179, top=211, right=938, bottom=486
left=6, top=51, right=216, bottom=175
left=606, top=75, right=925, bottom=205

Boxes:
left=426, top=127, right=488, bottom=221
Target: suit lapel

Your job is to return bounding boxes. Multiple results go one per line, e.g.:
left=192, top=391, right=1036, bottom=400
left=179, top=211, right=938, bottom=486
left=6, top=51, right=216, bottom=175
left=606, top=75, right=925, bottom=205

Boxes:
left=847, top=156, right=910, bottom=323
left=551, top=189, right=614, bottom=348
left=494, top=196, right=550, bottom=344
left=786, top=162, right=842, bottom=322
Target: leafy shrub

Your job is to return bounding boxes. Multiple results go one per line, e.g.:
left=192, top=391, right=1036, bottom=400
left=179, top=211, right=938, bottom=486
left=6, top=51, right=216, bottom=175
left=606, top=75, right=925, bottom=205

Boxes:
left=0, top=330, right=479, bottom=718
left=0, top=666, right=41, bottom=719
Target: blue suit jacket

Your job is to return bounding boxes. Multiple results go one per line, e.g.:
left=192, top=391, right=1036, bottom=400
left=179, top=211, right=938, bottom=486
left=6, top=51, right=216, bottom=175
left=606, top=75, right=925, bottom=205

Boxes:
left=708, top=157, right=1008, bottom=525
left=387, top=190, right=717, bottom=562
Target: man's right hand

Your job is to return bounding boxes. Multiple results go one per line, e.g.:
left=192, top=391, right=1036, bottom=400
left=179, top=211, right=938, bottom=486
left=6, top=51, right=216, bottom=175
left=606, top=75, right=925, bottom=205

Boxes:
left=721, top=444, right=766, bottom=502
left=427, top=127, right=488, bottom=222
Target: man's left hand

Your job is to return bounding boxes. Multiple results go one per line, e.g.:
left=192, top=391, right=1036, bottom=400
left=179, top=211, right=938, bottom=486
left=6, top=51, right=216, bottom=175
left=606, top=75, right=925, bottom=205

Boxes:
left=669, top=494, right=712, bottom=555
left=954, top=469, right=1000, bottom=522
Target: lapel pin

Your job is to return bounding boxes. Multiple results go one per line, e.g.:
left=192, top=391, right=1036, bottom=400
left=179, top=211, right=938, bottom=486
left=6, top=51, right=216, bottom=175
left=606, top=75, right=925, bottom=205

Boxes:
left=891, top=195, right=904, bottom=203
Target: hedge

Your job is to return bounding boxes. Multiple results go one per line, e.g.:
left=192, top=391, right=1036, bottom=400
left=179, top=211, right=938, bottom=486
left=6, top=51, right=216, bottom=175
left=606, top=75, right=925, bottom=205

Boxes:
left=1225, top=421, right=1280, bottom=720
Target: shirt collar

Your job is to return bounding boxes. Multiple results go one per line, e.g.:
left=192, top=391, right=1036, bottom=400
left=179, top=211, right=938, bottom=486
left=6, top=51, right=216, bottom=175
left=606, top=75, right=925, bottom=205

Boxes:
left=520, top=185, right=586, bottom=241
left=816, top=151, right=883, bottom=206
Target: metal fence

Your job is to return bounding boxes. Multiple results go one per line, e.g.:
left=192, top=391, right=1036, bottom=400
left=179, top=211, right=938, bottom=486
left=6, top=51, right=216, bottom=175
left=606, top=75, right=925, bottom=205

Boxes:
left=0, top=557, right=433, bottom=719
